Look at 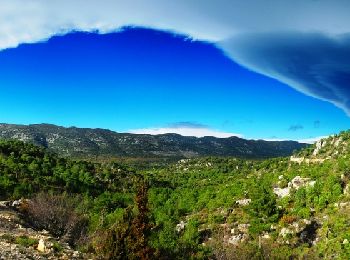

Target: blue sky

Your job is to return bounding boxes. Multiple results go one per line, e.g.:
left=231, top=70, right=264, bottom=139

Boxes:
left=0, top=27, right=349, bottom=141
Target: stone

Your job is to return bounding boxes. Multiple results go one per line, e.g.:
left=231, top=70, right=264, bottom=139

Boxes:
left=290, top=156, right=304, bottom=164
left=340, top=202, right=350, bottom=208
left=37, top=239, right=46, bottom=253
left=280, top=228, right=293, bottom=238
left=228, top=234, right=247, bottom=245
left=237, top=223, right=250, bottom=233
left=235, top=198, right=251, bottom=206
left=11, top=199, right=22, bottom=208
left=289, top=176, right=316, bottom=190
left=176, top=221, right=186, bottom=232
left=303, top=219, right=312, bottom=225
left=273, top=187, right=291, bottom=198
left=262, top=232, right=270, bottom=239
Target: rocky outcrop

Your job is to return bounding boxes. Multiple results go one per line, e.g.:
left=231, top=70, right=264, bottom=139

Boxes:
left=273, top=176, right=316, bottom=198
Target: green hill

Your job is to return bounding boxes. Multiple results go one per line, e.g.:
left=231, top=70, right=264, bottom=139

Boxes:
left=0, top=123, right=307, bottom=159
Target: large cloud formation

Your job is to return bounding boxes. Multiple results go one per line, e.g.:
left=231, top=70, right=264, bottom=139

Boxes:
left=2, top=0, right=350, bottom=113
left=220, top=32, right=350, bottom=113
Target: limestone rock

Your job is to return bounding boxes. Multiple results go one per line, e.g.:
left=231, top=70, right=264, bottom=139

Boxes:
left=37, top=239, right=46, bottom=253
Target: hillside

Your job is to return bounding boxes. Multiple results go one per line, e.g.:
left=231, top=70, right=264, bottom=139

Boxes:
left=0, top=123, right=307, bottom=159
left=1, top=131, right=350, bottom=258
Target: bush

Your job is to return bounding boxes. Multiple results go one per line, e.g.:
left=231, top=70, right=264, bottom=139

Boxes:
left=22, top=193, right=88, bottom=246
left=280, top=215, right=298, bottom=226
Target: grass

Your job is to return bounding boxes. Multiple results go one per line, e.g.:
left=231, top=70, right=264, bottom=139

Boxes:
left=15, top=235, right=38, bottom=247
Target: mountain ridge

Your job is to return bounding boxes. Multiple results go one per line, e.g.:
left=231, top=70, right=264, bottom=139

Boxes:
left=0, top=123, right=308, bottom=159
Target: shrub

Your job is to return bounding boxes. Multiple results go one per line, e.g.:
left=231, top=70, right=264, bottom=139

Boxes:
left=93, top=182, right=154, bottom=259
left=15, top=236, right=38, bottom=247
left=22, top=193, right=88, bottom=247
left=280, top=215, right=298, bottom=226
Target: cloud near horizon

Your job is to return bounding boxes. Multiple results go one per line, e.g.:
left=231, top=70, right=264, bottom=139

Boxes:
left=128, top=123, right=242, bottom=138
left=129, top=125, right=326, bottom=143
left=1, top=1, right=350, bottom=114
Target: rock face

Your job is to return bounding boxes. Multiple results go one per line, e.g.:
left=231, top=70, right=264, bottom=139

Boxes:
left=312, top=140, right=327, bottom=156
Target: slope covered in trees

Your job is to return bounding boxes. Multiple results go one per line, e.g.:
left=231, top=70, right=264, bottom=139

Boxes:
left=1, top=131, right=350, bottom=259
left=0, top=123, right=308, bottom=159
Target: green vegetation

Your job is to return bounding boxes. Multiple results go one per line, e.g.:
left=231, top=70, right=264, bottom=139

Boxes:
left=15, top=236, right=38, bottom=247
left=1, top=132, right=350, bottom=259
left=0, top=123, right=308, bottom=159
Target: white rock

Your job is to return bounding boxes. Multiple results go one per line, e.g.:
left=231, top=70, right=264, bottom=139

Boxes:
left=280, top=228, right=293, bottom=238
left=228, top=234, right=247, bottom=245
left=289, top=176, right=316, bottom=190
left=290, top=156, right=304, bottom=164
left=273, top=187, right=291, bottom=198
left=303, top=219, right=312, bottom=225
left=340, top=202, right=350, bottom=208
left=235, top=199, right=251, bottom=206
left=37, top=239, right=46, bottom=252
left=176, top=221, right=186, bottom=232
left=237, top=223, right=250, bottom=233
left=262, top=233, right=270, bottom=239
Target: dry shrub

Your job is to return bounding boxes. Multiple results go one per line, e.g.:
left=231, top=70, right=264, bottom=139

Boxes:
left=280, top=215, right=298, bottom=225
left=22, top=193, right=88, bottom=246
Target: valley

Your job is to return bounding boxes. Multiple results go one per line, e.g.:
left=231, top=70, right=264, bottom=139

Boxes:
left=0, top=130, right=349, bottom=258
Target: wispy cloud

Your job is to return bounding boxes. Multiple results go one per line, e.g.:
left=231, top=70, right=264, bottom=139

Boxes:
left=288, top=124, right=304, bottom=131
left=128, top=122, right=242, bottom=138
left=296, top=136, right=328, bottom=144
left=262, top=135, right=328, bottom=144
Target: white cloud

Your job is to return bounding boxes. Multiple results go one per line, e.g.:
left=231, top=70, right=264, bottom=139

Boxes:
left=261, top=136, right=329, bottom=144
left=128, top=127, right=242, bottom=138
left=296, top=136, right=329, bottom=144
left=2, top=0, right=350, bottom=113
left=1, top=0, right=350, bottom=50
left=128, top=127, right=327, bottom=143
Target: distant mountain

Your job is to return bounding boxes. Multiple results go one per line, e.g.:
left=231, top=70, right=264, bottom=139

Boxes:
left=0, top=123, right=308, bottom=159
